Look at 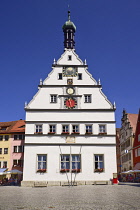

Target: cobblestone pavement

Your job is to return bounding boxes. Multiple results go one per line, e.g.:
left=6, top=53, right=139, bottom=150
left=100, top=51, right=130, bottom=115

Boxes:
left=0, top=184, right=140, bottom=210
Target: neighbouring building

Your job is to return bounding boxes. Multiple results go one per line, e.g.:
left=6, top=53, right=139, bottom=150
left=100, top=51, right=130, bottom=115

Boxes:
left=22, top=11, right=117, bottom=187
left=133, top=109, right=140, bottom=170
left=120, top=110, right=138, bottom=172
left=0, top=120, right=25, bottom=172
left=116, top=128, right=121, bottom=174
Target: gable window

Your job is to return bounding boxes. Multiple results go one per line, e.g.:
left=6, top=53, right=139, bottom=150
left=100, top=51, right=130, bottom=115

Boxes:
left=85, top=125, right=92, bottom=134
left=99, top=124, right=106, bottom=134
left=0, top=148, right=2, bottom=154
left=37, top=154, right=47, bottom=173
left=4, top=135, right=9, bottom=141
left=35, top=125, right=43, bottom=134
left=3, top=161, right=7, bottom=168
left=84, top=95, right=91, bottom=103
left=13, top=146, right=24, bottom=153
left=62, top=125, right=69, bottom=134
left=72, top=125, right=79, bottom=134
left=14, top=134, right=25, bottom=140
left=49, top=125, right=56, bottom=133
left=68, top=55, right=72, bottom=61
left=50, top=95, right=57, bottom=103
left=4, top=148, right=8, bottom=154
left=78, top=73, right=82, bottom=80
left=0, top=136, right=3, bottom=141
left=60, top=154, right=81, bottom=173
left=58, top=73, right=63, bottom=80
left=94, top=154, right=104, bottom=172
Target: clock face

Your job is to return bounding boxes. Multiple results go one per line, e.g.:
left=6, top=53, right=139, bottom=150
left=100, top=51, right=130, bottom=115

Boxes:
left=64, top=98, right=77, bottom=109
left=66, top=87, right=75, bottom=95
left=63, top=67, right=77, bottom=77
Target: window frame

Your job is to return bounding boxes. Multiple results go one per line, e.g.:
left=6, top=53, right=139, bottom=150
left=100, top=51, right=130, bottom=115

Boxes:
left=0, top=136, right=3, bottom=141
left=37, top=154, right=47, bottom=173
left=84, top=95, right=91, bottom=103
left=138, top=134, right=140, bottom=142
left=99, top=124, right=107, bottom=134
left=72, top=125, right=79, bottom=134
left=0, top=148, right=2, bottom=154
left=13, top=159, right=23, bottom=167
left=4, top=148, right=8, bottom=154
left=68, top=55, right=72, bottom=61
left=77, top=73, right=82, bottom=80
left=50, top=95, right=57, bottom=103
left=60, top=154, right=81, bottom=173
left=35, top=124, right=43, bottom=134
left=3, top=161, right=7, bottom=168
left=49, top=124, right=56, bottom=133
left=94, top=154, right=104, bottom=173
left=13, top=146, right=24, bottom=153
left=58, top=73, right=63, bottom=80
left=85, top=125, right=92, bottom=134
left=4, top=135, right=9, bottom=141
left=62, top=125, right=69, bottom=134
left=14, top=134, right=25, bottom=140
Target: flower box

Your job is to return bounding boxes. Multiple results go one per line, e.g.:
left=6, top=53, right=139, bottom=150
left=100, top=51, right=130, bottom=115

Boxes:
left=98, top=133, right=107, bottom=135
left=71, top=132, right=80, bottom=135
left=94, top=168, right=104, bottom=173
left=34, top=132, right=43, bottom=135
left=61, top=132, right=69, bottom=135
left=60, top=169, right=70, bottom=173
left=85, top=132, right=92, bottom=135
left=72, top=169, right=81, bottom=173
left=48, top=132, right=55, bottom=135
left=37, top=169, right=46, bottom=173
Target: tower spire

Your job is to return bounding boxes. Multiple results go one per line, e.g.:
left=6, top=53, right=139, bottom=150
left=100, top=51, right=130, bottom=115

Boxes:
left=62, top=11, right=76, bottom=49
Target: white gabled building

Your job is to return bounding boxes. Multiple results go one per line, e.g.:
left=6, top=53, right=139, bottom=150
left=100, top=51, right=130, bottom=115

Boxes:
left=22, top=11, right=117, bottom=187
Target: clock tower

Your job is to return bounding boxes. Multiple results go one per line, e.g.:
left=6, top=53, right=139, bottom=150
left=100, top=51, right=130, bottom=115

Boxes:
left=22, top=11, right=117, bottom=187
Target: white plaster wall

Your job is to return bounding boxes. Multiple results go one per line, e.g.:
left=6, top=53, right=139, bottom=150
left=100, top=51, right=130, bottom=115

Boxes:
left=23, top=145, right=117, bottom=181
left=26, top=111, right=115, bottom=122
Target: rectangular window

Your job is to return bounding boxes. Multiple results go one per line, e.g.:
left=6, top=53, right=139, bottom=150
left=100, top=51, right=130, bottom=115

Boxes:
left=4, top=135, right=9, bottom=141
left=50, top=95, right=57, bottom=103
left=0, top=136, right=3, bottom=141
left=13, top=159, right=23, bottom=167
left=37, top=155, right=47, bottom=172
left=0, top=162, right=1, bottom=168
left=85, top=125, right=92, bottom=134
left=62, top=125, right=69, bottom=133
left=84, top=95, right=91, bottom=103
left=138, top=134, right=140, bottom=142
left=35, top=125, right=42, bottom=133
left=4, top=148, right=8, bottom=154
left=49, top=125, right=56, bottom=133
left=58, top=73, right=63, bottom=80
left=14, top=134, right=25, bottom=140
left=78, top=73, right=82, bottom=80
left=13, top=146, right=23, bottom=153
left=0, top=148, right=2, bottom=154
left=3, top=161, right=7, bottom=168
left=135, top=149, right=138, bottom=157
left=60, top=154, right=81, bottom=173
left=99, top=125, right=106, bottom=134
left=72, top=125, right=79, bottom=133
left=94, top=154, right=104, bottom=172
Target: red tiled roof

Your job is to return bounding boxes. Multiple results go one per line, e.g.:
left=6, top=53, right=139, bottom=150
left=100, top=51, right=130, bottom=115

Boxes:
left=127, top=113, right=138, bottom=133
left=0, top=120, right=25, bottom=134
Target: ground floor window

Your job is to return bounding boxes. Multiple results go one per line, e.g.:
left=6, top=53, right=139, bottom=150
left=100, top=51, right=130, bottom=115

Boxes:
left=37, top=155, right=47, bottom=173
left=13, top=159, right=23, bottom=167
left=94, top=154, right=104, bottom=172
left=60, top=154, right=81, bottom=173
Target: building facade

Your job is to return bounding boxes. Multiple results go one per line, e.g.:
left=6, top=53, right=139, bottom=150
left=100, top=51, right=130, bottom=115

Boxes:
left=0, top=120, right=25, bottom=172
left=133, top=110, right=140, bottom=170
left=22, top=12, right=117, bottom=186
left=120, top=110, right=138, bottom=172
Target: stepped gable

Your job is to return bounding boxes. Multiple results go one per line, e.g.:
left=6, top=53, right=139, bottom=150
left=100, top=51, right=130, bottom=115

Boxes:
left=127, top=113, right=138, bottom=133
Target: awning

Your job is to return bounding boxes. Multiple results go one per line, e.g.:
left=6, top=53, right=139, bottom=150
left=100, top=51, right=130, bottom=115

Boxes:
left=6, top=169, right=23, bottom=174
left=133, top=162, right=140, bottom=170
left=0, top=168, right=8, bottom=175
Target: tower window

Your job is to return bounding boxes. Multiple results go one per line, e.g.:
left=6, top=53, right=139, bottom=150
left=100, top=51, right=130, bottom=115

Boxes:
left=50, top=95, right=57, bottom=103
left=78, top=73, right=82, bottom=80
left=68, top=55, right=72, bottom=61
left=58, top=73, right=63, bottom=80
left=84, top=95, right=91, bottom=103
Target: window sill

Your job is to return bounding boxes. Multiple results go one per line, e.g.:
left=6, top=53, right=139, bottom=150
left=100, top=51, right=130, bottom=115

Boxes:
left=34, top=132, right=43, bottom=135
left=85, top=132, right=92, bottom=135
left=71, top=132, right=80, bottom=135
left=36, top=169, right=47, bottom=173
left=98, top=133, right=107, bottom=135
left=60, top=169, right=70, bottom=173
left=72, top=169, right=81, bottom=173
left=61, top=132, right=69, bottom=135
left=94, top=169, right=104, bottom=173
left=48, top=132, right=55, bottom=135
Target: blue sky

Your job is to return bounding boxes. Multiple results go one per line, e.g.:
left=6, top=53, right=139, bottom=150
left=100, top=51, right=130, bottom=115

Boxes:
left=0, top=0, right=140, bottom=127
